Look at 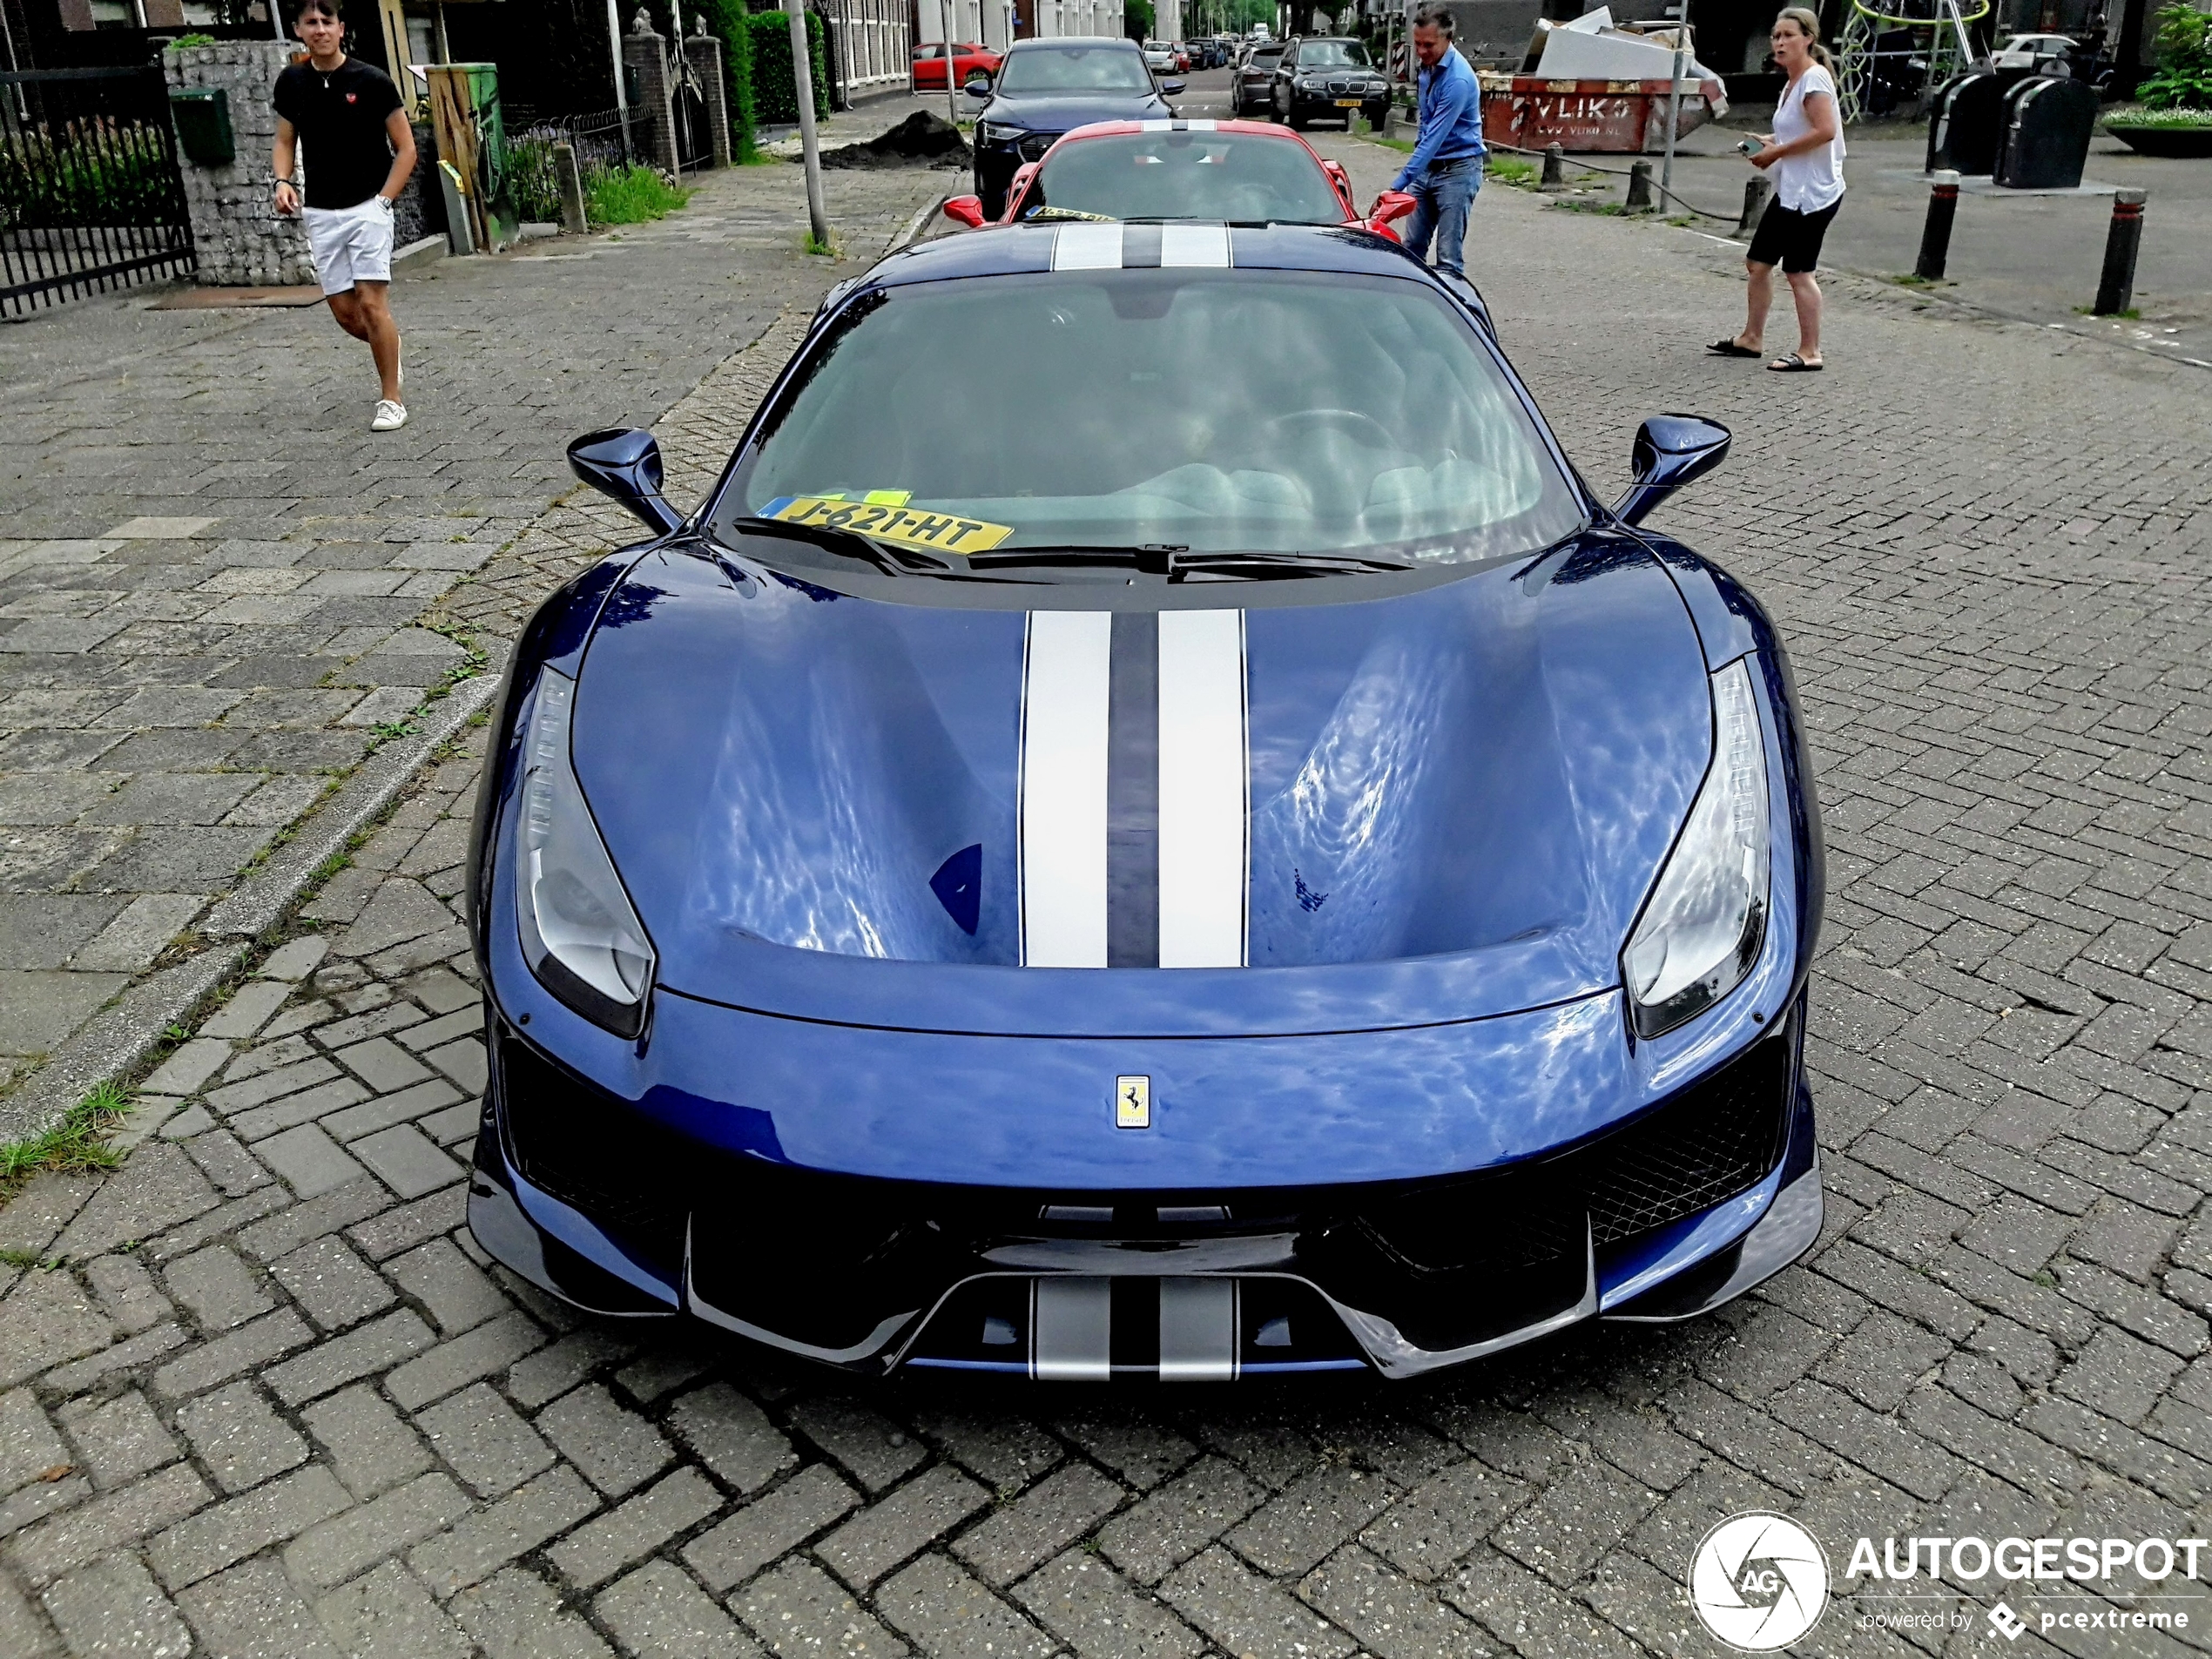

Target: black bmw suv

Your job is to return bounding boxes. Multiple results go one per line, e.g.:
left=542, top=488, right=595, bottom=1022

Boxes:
left=1271, top=37, right=1391, bottom=130
left=968, top=37, right=1184, bottom=219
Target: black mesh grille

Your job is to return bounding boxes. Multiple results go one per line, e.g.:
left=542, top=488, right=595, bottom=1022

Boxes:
left=1585, top=1024, right=1795, bottom=1246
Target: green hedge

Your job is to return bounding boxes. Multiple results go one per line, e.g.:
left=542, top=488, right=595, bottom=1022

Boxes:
left=691, top=0, right=759, bottom=158
left=0, top=125, right=177, bottom=230
left=746, top=6, right=830, bottom=126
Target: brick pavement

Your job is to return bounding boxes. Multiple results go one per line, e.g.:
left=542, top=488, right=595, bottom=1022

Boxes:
left=0, top=101, right=956, bottom=1118
left=0, top=148, right=2209, bottom=1658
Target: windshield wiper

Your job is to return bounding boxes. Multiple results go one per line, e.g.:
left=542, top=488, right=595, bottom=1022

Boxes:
left=726, top=515, right=957, bottom=578
left=964, top=544, right=1415, bottom=579
left=1170, top=549, right=1415, bottom=578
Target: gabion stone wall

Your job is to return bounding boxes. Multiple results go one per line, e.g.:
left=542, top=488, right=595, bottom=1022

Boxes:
left=164, top=41, right=317, bottom=287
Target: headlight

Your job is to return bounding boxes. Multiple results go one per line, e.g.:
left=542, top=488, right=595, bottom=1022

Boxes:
left=980, top=121, right=1023, bottom=143
left=513, top=666, right=656, bottom=1038
left=1621, top=658, right=1770, bottom=1040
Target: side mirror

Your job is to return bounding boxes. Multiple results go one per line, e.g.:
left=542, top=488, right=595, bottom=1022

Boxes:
left=963, top=74, right=992, bottom=97
left=1369, top=190, right=1418, bottom=226
left=1613, top=415, right=1731, bottom=527
left=941, top=194, right=988, bottom=229
left=567, top=428, right=684, bottom=536
left=1162, top=78, right=1186, bottom=94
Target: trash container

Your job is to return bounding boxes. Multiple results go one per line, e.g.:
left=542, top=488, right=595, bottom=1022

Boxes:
left=169, top=86, right=234, bottom=166
left=1994, top=74, right=2099, bottom=188
left=1925, top=71, right=2006, bottom=174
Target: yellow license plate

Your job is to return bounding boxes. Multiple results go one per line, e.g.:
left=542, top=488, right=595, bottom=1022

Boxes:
left=1334, top=98, right=1363, bottom=106
left=764, top=496, right=1015, bottom=556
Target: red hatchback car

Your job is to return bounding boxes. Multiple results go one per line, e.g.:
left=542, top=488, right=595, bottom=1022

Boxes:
left=943, top=119, right=1414, bottom=239
left=913, top=41, right=1002, bottom=90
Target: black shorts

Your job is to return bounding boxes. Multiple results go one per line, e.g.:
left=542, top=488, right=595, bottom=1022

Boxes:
left=1746, top=198, right=1840, bottom=273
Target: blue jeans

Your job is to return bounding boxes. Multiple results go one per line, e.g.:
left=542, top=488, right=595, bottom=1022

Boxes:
left=1403, top=158, right=1482, bottom=278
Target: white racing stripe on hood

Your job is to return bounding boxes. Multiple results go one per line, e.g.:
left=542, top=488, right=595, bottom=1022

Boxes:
left=1157, top=609, right=1249, bottom=967
left=1020, top=611, right=1112, bottom=966
left=1160, top=224, right=1231, bottom=268
left=1020, top=609, right=1250, bottom=968
left=1051, top=223, right=1123, bottom=270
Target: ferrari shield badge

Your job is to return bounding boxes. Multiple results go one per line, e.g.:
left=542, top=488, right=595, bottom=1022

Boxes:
left=1115, top=1075, right=1150, bottom=1130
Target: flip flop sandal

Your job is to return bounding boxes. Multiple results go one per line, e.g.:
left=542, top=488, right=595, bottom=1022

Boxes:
left=1707, top=338, right=1763, bottom=357
left=1767, top=353, right=1824, bottom=371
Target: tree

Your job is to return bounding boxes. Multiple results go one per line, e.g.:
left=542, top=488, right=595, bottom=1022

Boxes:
left=1126, top=0, right=1155, bottom=41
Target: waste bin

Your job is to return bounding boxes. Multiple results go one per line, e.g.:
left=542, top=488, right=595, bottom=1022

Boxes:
left=1925, top=71, right=2006, bottom=174
left=169, top=86, right=234, bottom=166
left=1993, top=74, right=2099, bottom=188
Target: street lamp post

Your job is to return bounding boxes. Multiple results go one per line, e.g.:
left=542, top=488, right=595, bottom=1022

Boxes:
left=787, top=0, right=831, bottom=248
left=1660, top=0, right=1689, bottom=206
left=942, top=0, right=961, bottom=127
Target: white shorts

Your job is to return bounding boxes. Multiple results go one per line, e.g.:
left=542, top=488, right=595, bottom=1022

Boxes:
left=302, top=197, right=395, bottom=295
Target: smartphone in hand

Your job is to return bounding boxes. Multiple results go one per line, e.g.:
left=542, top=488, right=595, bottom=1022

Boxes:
left=1736, top=137, right=1763, bottom=156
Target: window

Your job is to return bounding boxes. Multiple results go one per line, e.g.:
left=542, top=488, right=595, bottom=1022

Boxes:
left=727, top=272, right=1581, bottom=567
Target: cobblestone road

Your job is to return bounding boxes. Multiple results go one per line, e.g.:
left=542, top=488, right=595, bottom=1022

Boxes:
left=1, top=140, right=2210, bottom=1659
left=0, top=105, right=954, bottom=1116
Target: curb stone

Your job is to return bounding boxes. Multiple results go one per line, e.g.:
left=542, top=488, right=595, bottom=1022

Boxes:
left=0, top=675, right=496, bottom=1150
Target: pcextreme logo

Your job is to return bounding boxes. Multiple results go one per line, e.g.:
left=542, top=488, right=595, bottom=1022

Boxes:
left=1689, top=1513, right=1830, bottom=1650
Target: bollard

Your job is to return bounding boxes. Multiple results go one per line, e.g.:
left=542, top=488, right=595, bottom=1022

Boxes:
left=1914, top=169, right=1959, bottom=280
left=1737, top=173, right=1770, bottom=235
left=553, top=140, right=589, bottom=235
left=2093, top=187, right=2146, bottom=315
left=1541, top=142, right=1565, bottom=191
left=1627, top=159, right=1654, bottom=212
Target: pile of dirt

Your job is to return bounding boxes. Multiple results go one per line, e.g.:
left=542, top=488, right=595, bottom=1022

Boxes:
left=816, top=111, right=971, bottom=170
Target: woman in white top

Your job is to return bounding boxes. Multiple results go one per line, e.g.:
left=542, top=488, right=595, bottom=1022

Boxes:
left=1709, top=8, right=1846, bottom=371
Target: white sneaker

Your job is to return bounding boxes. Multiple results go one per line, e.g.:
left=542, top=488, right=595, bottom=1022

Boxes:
left=371, top=400, right=408, bottom=431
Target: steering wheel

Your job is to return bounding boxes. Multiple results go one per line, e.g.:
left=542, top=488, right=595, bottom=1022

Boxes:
left=1259, top=408, right=1399, bottom=449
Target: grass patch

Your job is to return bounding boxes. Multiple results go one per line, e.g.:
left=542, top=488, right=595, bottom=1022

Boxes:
left=804, top=230, right=838, bottom=258
left=1551, top=199, right=1632, bottom=216
left=2076, top=303, right=2141, bottom=319
left=0, top=1081, right=131, bottom=1206
left=1488, top=157, right=1540, bottom=188
left=586, top=165, right=693, bottom=226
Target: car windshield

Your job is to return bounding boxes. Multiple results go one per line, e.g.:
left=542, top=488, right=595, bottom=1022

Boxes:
left=723, top=270, right=1582, bottom=567
left=1024, top=132, right=1345, bottom=224
left=995, top=45, right=1154, bottom=92
left=1296, top=40, right=1371, bottom=65
left=1249, top=47, right=1285, bottom=64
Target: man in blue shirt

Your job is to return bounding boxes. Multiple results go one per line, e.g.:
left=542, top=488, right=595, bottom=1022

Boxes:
left=1389, top=4, right=1486, bottom=278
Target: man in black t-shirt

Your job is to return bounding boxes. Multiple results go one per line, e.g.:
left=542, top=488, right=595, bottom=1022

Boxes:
left=273, top=0, right=418, bottom=431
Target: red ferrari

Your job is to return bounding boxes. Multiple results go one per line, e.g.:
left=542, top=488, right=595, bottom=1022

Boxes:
left=942, top=119, right=1415, bottom=239
left=912, top=41, right=1002, bottom=90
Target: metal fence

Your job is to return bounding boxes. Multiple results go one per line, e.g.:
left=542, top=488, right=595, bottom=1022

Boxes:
left=1, top=65, right=194, bottom=318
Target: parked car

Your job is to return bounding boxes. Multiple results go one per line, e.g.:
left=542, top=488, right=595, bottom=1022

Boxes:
left=1143, top=39, right=1177, bottom=74
left=475, top=221, right=1824, bottom=1382
left=942, top=119, right=1418, bottom=244
left=913, top=40, right=1002, bottom=91
left=1271, top=36, right=1389, bottom=130
left=1990, top=30, right=2074, bottom=68
left=1231, top=40, right=1289, bottom=114
left=1175, top=44, right=1192, bottom=71
left=968, top=37, right=1182, bottom=219
left=911, top=40, right=1000, bottom=91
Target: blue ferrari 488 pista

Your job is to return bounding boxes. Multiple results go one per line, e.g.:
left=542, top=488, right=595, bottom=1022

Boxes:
left=465, top=219, right=1824, bottom=1381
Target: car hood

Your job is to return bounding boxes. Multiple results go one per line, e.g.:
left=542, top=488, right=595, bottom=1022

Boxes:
left=569, top=533, right=1713, bottom=1038
left=982, top=91, right=1170, bottom=132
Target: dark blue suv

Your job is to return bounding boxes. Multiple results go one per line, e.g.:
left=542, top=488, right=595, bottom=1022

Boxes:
left=967, top=37, right=1184, bottom=219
